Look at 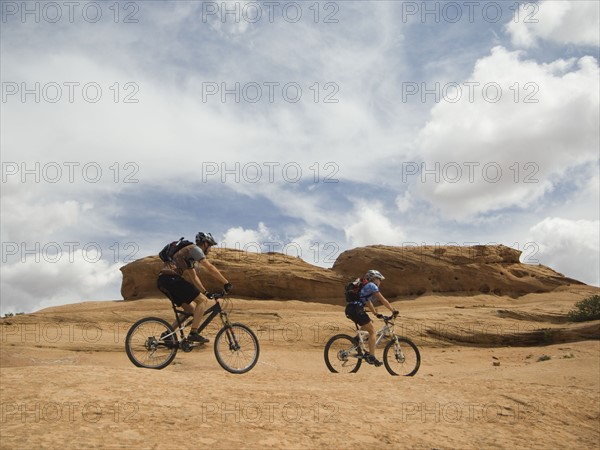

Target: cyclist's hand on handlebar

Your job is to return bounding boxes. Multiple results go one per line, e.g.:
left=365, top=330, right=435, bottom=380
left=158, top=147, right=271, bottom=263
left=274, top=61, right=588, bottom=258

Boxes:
left=392, top=310, right=399, bottom=317
left=206, top=291, right=225, bottom=300
left=224, top=282, right=233, bottom=293
left=376, top=313, right=384, bottom=320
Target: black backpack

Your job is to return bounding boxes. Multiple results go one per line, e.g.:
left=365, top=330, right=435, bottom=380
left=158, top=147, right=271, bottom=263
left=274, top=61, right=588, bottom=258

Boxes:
left=345, top=278, right=368, bottom=303
left=159, top=237, right=194, bottom=262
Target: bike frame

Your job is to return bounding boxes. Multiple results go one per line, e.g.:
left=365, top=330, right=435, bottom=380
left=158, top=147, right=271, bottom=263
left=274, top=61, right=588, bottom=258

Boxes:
left=355, top=319, right=397, bottom=351
left=162, top=297, right=229, bottom=341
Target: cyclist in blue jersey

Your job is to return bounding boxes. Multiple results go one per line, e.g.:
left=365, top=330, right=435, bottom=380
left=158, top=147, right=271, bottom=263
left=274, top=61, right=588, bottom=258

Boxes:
left=345, top=269, right=398, bottom=366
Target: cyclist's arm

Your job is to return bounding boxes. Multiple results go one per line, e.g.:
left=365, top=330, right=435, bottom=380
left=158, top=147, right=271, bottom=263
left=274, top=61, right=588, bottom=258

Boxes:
left=183, top=268, right=208, bottom=296
left=199, top=258, right=229, bottom=285
left=372, top=292, right=395, bottom=313
left=366, top=300, right=378, bottom=315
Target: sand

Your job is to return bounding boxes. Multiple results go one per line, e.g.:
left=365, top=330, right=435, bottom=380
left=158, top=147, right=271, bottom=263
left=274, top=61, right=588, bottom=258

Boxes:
left=1, top=287, right=599, bottom=449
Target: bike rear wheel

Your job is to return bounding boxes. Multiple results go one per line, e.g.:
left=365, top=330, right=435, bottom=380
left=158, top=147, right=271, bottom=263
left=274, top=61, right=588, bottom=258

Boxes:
left=214, top=323, right=260, bottom=374
left=324, top=334, right=362, bottom=373
left=125, top=317, right=178, bottom=370
left=382, top=336, right=420, bottom=376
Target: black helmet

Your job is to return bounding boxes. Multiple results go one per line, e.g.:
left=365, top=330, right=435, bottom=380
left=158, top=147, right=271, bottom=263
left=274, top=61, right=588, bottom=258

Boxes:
left=196, top=231, right=217, bottom=246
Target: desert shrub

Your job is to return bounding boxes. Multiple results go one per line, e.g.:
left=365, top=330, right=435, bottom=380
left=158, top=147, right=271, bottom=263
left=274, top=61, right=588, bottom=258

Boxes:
left=537, top=355, right=551, bottom=362
left=567, top=295, right=600, bottom=322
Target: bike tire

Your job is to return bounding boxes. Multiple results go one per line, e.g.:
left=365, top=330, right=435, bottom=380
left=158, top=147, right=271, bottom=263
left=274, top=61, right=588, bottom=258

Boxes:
left=324, top=334, right=362, bottom=373
left=214, top=323, right=260, bottom=374
left=382, top=336, right=420, bottom=376
left=125, top=317, right=178, bottom=370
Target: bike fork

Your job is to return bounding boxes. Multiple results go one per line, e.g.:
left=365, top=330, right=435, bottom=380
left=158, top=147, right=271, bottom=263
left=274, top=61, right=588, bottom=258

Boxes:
left=223, top=327, right=240, bottom=351
left=392, top=338, right=406, bottom=362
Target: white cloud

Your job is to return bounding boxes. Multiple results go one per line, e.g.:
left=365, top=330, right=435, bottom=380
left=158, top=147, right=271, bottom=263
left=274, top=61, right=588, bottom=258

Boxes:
left=219, top=223, right=342, bottom=268
left=527, top=217, right=600, bottom=286
left=221, top=222, right=275, bottom=251
left=395, top=191, right=413, bottom=213
left=0, top=251, right=122, bottom=315
left=1, top=193, right=82, bottom=243
left=0, top=177, right=129, bottom=245
left=411, top=47, right=599, bottom=220
left=0, top=0, right=417, bottom=188
left=506, top=0, right=600, bottom=48
left=284, top=229, right=335, bottom=268
left=344, top=203, right=406, bottom=248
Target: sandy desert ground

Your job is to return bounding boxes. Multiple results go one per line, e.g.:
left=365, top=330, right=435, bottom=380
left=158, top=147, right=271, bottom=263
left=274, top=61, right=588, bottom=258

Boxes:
left=1, top=286, right=599, bottom=449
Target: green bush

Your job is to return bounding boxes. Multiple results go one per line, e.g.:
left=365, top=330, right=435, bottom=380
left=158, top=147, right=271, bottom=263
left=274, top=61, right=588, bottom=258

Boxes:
left=567, top=295, right=600, bottom=322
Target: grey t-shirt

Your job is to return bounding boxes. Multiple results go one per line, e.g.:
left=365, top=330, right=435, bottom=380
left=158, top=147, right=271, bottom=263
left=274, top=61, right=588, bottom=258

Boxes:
left=159, top=244, right=206, bottom=277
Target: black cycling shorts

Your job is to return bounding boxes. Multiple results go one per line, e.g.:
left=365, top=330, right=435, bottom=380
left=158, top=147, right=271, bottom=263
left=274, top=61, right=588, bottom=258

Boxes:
left=345, top=303, right=371, bottom=326
left=157, top=274, right=200, bottom=306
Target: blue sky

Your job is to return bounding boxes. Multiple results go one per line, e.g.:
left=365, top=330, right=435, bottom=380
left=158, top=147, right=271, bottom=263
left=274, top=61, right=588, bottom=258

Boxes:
left=1, top=0, right=599, bottom=314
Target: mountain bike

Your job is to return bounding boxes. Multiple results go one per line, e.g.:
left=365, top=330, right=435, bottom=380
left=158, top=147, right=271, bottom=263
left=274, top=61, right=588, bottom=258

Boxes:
left=125, top=292, right=259, bottom=373
left=324, top=313, right=420, bottom=376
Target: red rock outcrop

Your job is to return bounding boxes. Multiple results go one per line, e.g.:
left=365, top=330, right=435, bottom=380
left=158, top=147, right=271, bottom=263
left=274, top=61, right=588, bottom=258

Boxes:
left=120, top=249, right=346, bottom=302
left=120, top=245, right=585, bottom=302
left=332, top=245, right=584, bottom=298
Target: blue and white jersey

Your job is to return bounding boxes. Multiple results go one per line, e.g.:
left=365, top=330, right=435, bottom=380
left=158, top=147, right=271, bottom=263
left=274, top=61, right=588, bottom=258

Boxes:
left=359, top=281, right=380, bottom=305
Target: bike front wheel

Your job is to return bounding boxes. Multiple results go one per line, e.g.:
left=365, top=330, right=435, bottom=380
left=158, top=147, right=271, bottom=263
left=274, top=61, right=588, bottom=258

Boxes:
left=214, top=323, right=260, bottom=374
left=383, top=336, right=420, bottom=376
left=125, top=317, right=178, bottom=370
left=324, top=334, right=362, bottom=373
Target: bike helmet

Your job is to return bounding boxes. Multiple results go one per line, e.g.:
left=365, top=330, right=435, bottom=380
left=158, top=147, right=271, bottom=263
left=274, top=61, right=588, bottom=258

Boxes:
left=196, top=231, right=217, bottom=246
left=365, top=269, right=385, bottom=281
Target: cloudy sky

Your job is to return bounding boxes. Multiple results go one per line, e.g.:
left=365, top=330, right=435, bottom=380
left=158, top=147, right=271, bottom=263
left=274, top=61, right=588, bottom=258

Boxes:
left=1, top=0, right=599, bottom=314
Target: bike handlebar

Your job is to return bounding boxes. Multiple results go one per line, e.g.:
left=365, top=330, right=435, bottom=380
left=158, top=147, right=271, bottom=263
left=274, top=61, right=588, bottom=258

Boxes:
left=207, top=291, right=227, bottom=300
left=379, top=311, right=399, bottom=322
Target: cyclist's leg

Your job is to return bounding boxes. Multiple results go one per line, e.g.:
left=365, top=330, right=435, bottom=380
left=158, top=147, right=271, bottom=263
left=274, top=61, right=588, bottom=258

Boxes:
left=360, top=321, right=382, bottom=366
left=157, top=275, right=183, bottom=329
left=180, top=302, right=194, bottom=314
left=190, top=293, right=208, bottom=331
left=173, top=302, right=194, bottom=329
left=360, top=321, right=377, bottom=355
left=158, top=275, right=201, bottom=331
left=347, top=304, right=378, bottom=357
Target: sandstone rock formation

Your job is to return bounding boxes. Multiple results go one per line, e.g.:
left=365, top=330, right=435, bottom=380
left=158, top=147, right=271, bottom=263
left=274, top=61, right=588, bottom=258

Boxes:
left=332, top=245, right=584, bottom=298
left=120, top=249, right=346, bottom=302
left=120, top=245, right=585, bottom=302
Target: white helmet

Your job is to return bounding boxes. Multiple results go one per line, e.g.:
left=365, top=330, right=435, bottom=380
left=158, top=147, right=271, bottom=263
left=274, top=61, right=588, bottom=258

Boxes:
left=365, top=269, right=385, bottom=281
